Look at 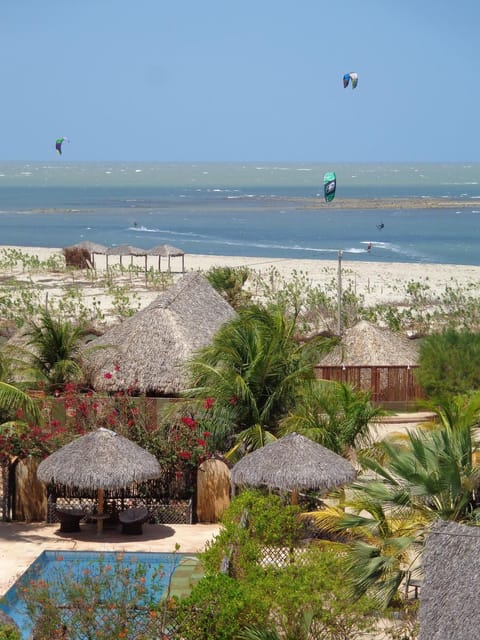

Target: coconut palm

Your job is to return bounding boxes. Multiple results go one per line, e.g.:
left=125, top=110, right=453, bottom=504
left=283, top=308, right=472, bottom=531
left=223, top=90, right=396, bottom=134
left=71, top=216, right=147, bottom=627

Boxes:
left=23, top=309, right=89, bottom=393
left=313, top=392, right=480, bottom=608
left=279, top=379, right=384, bottom=456
left=187, top=305, right=333, bottom=454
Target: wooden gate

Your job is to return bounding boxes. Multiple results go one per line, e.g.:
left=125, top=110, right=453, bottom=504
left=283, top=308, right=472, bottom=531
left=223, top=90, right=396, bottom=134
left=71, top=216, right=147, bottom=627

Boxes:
left=196, top=458, right=231, bottom=523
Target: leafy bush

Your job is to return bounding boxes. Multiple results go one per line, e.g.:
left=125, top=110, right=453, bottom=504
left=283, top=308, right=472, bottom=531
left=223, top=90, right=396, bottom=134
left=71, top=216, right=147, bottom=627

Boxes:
left=416, top=328, right=480, bottom=397
left=175, top=491, right=377, bottom=640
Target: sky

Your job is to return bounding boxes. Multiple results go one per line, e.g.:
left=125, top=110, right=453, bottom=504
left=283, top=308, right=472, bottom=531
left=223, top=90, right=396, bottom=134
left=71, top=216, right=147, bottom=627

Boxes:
left=1, top=0, right=479, bottom=163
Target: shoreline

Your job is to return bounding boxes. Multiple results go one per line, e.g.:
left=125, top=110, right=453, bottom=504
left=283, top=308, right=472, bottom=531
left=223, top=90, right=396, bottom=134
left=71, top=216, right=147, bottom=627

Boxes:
left=2, top=246, right=480, bottom=311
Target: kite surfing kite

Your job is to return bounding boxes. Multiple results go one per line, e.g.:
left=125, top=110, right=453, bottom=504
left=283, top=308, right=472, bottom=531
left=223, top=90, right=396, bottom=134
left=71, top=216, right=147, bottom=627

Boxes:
left=343, top=72, right=358, bottom=89
left=324, top=171, right=337, bottom=203
left=55, top=137, right=69, bottom=155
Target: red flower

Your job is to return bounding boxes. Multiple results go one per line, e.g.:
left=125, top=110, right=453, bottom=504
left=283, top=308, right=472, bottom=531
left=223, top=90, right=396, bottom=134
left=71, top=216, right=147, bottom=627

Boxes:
left=197, top=439, right=206, bottom=447
left=229, top=395, right=238, bottom=405
left=203, top=431, right=211, bottom=438
left=178, top=451, right=192, bottom=460
left=181, top=416, right=197, bottom=429
left=104, top=372, right=113, bottom=380
left=204, top=397, right=215, bottom=409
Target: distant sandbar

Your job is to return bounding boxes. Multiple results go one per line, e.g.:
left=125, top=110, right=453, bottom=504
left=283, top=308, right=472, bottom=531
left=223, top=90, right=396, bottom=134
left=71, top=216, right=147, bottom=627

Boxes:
left=299, top=197, right=479, bottom=210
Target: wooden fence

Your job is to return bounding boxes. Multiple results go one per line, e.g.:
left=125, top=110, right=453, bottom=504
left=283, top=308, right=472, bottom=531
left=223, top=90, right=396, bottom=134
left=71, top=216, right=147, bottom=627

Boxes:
left=314, top=365, right=424, bottom=403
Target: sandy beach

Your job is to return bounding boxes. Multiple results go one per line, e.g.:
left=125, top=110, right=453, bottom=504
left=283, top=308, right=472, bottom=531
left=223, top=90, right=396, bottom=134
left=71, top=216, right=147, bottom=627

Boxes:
left=2, top=245, right=480, bottom=317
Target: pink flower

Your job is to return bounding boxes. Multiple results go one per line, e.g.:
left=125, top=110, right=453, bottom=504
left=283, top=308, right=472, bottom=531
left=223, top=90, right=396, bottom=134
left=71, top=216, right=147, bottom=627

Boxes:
left=104, top=372, right=113, bottom=379
left=114, top=363, right=121, bottom=372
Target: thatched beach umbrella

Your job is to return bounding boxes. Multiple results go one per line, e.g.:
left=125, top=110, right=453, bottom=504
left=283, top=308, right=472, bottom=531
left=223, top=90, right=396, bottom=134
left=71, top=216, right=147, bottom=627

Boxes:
left=105, top=244, right=147, bottom=270
left=318, top=320, right=420, bottom=366
left=147, top=244, right=185, bottom=272
left=64, top=241, right=108, bottom=268
left=230, top=432, right=356, bottom=502
left=81, top=271, right=236, bottom=395
left=37, top=428, right=161, bottom=533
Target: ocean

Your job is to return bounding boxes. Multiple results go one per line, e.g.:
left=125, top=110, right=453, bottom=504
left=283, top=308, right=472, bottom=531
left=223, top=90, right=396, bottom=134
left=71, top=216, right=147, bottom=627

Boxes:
left=0, top=161, right=479, bottom=265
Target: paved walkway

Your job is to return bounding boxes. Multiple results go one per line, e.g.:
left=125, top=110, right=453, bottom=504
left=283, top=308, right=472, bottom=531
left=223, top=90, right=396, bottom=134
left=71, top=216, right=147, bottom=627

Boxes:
left=0, top=521, right=220, bottom=596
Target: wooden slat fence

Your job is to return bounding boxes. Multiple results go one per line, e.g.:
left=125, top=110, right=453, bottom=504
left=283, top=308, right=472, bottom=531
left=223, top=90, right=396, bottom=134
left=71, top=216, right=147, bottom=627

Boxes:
left=314, top=365, right=424, bottom=403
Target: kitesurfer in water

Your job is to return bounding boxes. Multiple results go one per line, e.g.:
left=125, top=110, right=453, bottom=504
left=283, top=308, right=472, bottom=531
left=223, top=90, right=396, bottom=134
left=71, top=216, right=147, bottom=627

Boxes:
left=367, top=242, right=372, bottom=252
left=377, top=222, right=384, bottom=230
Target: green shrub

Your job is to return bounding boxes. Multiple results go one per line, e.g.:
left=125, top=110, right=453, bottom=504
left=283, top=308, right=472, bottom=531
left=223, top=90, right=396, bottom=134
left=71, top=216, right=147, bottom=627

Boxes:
left=416, top=328, right=480, bottom=397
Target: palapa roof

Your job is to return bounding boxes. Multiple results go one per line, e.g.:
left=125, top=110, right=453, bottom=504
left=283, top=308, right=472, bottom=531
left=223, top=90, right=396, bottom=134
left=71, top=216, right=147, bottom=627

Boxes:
left=147, top=244, right=185, bottom=257
left=230, top=432, right=356, bottom=493
left=419, top=520, right=480, bottom=640
left=64, top=241, right=108, bottom=254
left=81, top=271, right=236, bottom=395
left=318, top=320, right=419, bottom=366
left=106, top=244, right=147, bottom=256
left=37, top=428, right=161, bottom=490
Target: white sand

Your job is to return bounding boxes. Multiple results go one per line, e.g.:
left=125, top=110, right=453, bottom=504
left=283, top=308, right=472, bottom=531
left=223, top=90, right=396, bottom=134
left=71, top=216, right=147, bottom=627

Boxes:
left=2, top=245, right=480, bottom=318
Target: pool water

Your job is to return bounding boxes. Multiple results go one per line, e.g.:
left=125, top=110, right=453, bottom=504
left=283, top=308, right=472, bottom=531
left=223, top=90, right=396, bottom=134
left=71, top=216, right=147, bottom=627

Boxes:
left=0, top=550, right=203, bottom=639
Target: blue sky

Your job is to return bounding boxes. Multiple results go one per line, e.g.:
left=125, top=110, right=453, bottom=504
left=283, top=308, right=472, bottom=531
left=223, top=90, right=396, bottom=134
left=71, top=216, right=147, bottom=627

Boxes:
left=2, top=1, right=478, bottom=162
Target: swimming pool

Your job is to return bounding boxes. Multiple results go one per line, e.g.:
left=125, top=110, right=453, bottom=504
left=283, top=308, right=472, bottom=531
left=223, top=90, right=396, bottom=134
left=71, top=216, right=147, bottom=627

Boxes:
left=0, top=550, right=203, bottom=639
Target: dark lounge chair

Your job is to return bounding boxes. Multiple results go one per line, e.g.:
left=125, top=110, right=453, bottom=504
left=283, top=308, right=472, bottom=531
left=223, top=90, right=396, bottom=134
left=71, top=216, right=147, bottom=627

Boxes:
left=119, top=506, right=149, bottom=535
left=55, top=507, right=86, bottom=533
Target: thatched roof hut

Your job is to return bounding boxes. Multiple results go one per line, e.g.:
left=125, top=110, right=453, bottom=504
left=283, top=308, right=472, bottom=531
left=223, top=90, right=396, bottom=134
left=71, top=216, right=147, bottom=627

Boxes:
left=230, top=432, right=356, bottom=495
left=37, top=428, right=161, bottom=491
left=37, top=427, right=162, bottom=533
left=105, top=244, right=147, bottom=269
left=418, top=520, right=480, bottom=639
left=81, top=271, right=236, bottom=395
left=65, top=241, right=108, bottom=254
left=147, top=244, right=185, bottom=272
left=318, top=320, right=419, bottom=366
left=64, top=241, right=108, bottom=268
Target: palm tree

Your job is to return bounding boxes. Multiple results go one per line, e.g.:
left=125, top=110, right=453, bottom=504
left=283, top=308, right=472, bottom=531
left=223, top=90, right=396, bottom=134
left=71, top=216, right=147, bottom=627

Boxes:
left=0, top=380, right=41, bottom=424
left=187, top=305, right=333, bottom=455
left=279, top=380, right=384, bottom=456
left=23, top=309, right=89, bottom=393
left=313, top=392, right=480, bottom=608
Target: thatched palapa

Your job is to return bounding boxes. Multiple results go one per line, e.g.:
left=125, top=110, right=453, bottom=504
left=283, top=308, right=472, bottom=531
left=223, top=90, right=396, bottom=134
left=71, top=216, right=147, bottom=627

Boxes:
left=230, top=432, right=356, bottom=495
left=318, top=320, right=419, bottom=366
left=37, top=428, right=161, bottom=491
left=418, top=520, right=480, bottom=640
left=37, top=428, right=162, bottom=533
left=82, top=271, right=236, bottom=395
left=147, top=244, right=185, bottom=272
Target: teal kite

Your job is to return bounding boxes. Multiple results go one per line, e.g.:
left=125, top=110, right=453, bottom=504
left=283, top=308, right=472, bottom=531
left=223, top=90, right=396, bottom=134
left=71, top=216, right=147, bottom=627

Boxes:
left=324, top=172, right=336, bottom=203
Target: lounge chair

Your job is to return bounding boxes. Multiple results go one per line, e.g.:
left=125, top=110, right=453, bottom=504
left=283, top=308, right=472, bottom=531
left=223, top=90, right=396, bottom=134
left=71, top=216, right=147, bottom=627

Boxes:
left=55, top=507, right=86, bottom=533
left=119, top=506, right=149, bottom=535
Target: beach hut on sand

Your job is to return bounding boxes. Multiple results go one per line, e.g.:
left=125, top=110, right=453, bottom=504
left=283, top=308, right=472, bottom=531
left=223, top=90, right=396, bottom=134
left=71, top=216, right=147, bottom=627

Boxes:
left=315, top=320, right=422, bottom=403
left=64, top=241, right=108, bottom=269
left=418, top=520, right=480, bottom=639
left=230, top=432, right=356, bottom=503
left=37, top=428, right=162, bottom=534
left=81, top=271, right=236, bottom=395
left=105, top=244, right=147, bottom=270
left=147, top=244, right=185, bottom=273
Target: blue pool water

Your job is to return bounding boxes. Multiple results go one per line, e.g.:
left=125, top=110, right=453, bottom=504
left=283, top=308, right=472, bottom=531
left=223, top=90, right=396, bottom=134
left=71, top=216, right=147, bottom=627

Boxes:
left=0, top=550, right=195, bottom=638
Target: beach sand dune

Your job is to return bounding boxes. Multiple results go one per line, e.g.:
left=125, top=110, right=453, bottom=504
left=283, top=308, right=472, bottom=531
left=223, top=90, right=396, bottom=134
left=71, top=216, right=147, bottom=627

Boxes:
left=2, top=245, right=480, bottom=320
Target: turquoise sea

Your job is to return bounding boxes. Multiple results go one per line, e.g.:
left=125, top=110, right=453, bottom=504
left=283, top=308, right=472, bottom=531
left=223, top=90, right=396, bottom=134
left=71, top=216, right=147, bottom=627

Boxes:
left=0, top=161, right=479, bottom=265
